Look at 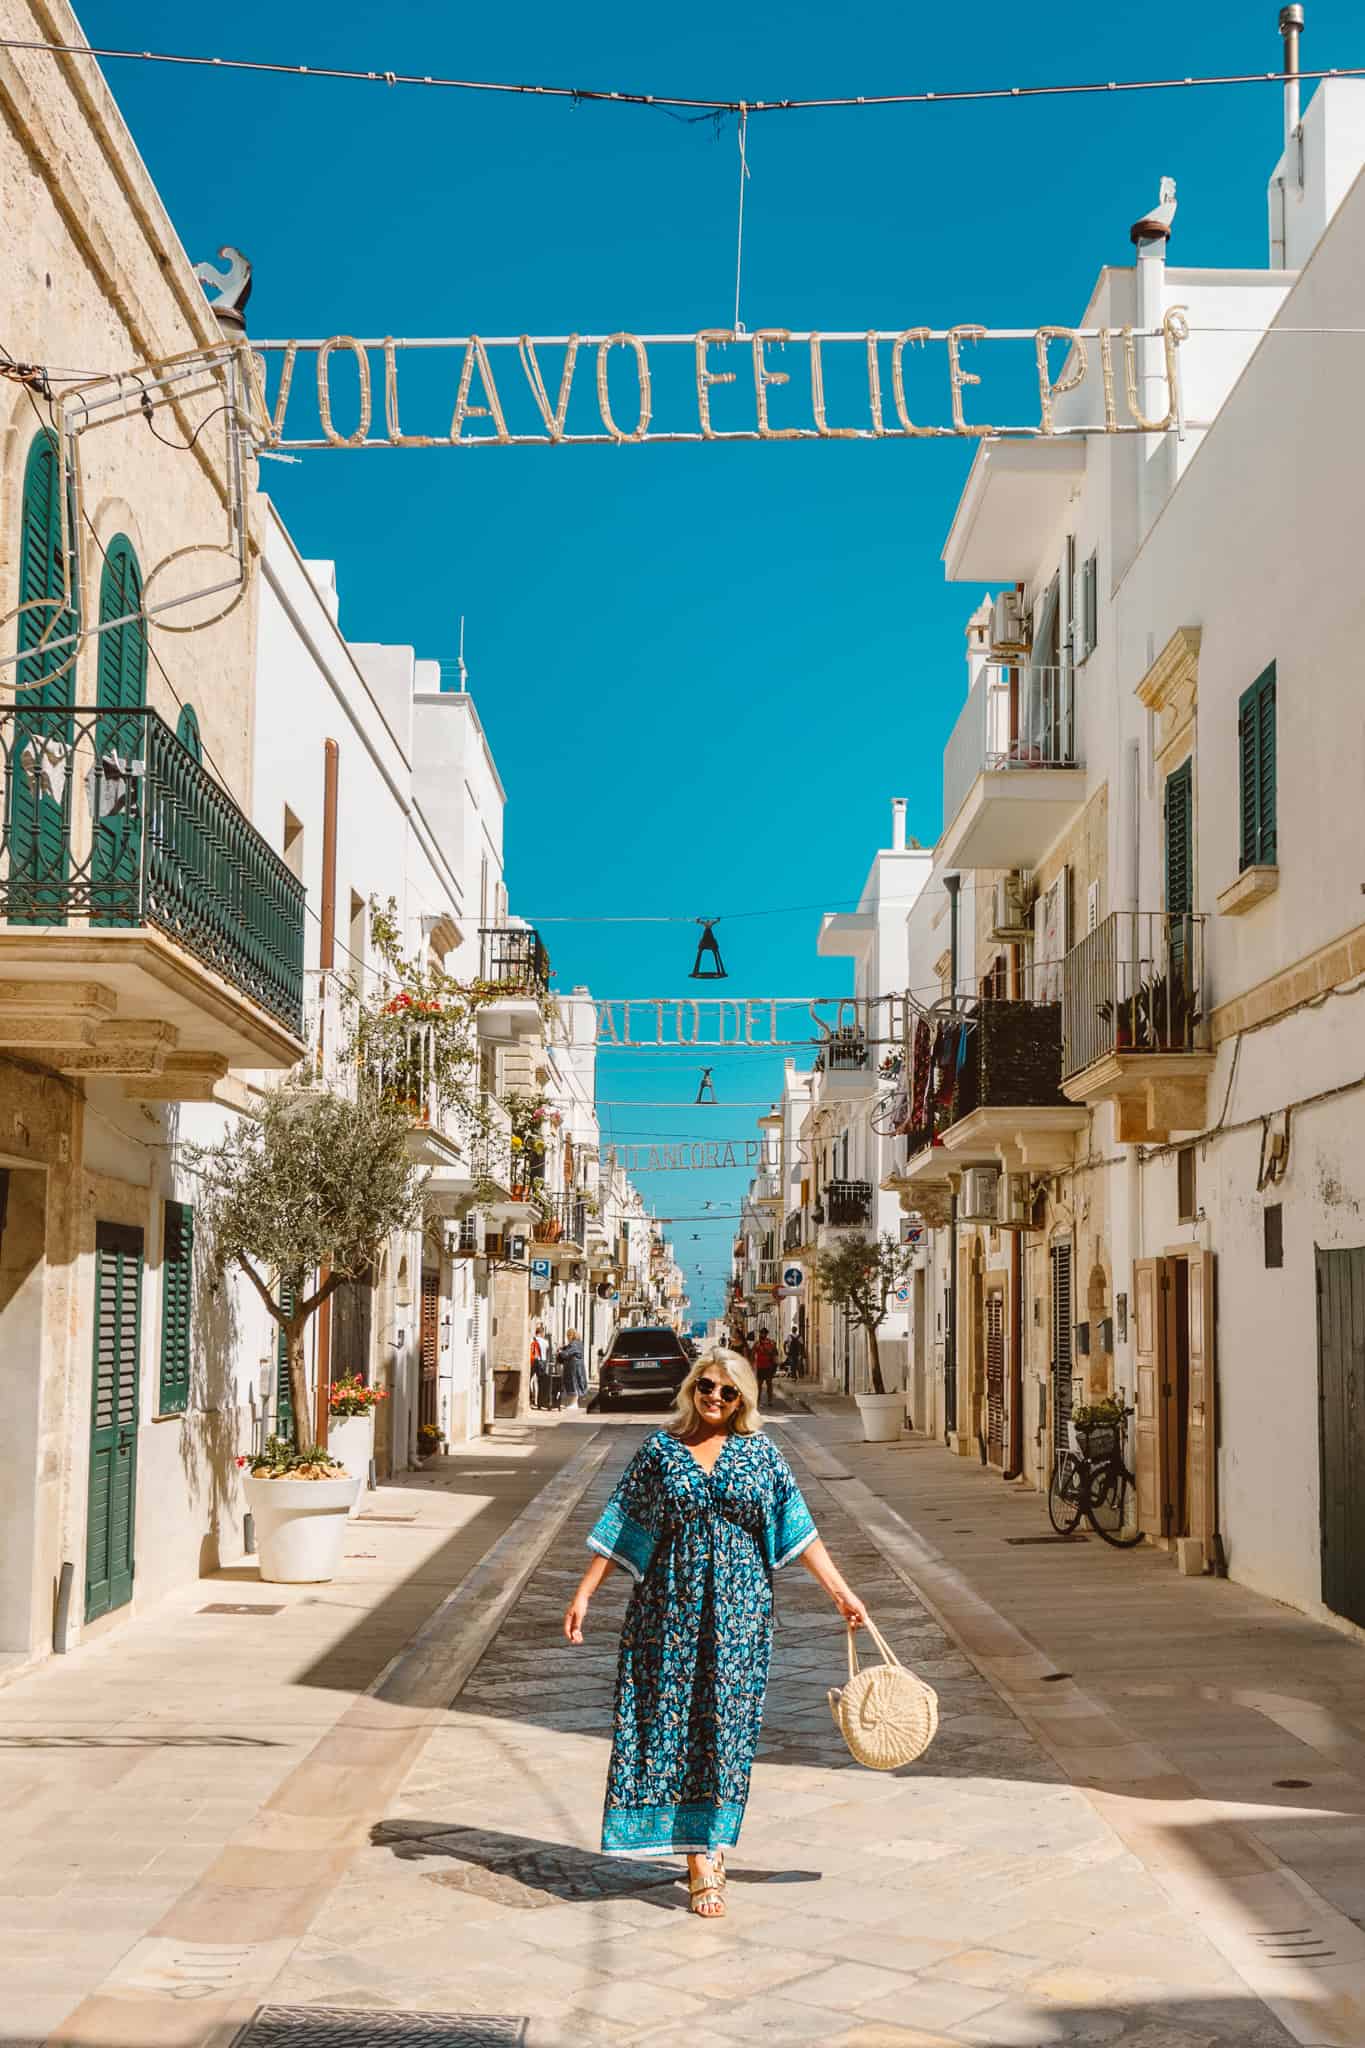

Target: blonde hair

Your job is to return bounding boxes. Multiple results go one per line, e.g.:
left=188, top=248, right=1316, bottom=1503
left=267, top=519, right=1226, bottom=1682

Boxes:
left=667, top=1349, right=762, bottom=1438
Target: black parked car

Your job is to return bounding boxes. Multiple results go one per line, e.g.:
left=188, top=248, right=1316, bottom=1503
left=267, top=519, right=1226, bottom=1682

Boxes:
left=599, top=1325, right=690, bottom=1409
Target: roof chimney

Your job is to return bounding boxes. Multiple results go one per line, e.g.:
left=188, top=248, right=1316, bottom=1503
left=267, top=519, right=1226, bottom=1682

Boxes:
left=1280, top=5, right=1304, bottom=155
left=891, top=798, right=907, bottom=851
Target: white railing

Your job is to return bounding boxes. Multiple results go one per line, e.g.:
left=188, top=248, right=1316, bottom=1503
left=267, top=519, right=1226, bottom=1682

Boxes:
left=943, top=664, right=1078, bottom=828
left=752, top=1170, right=782, bottom=1204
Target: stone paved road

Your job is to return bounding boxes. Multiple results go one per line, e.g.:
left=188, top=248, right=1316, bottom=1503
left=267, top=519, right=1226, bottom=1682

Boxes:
left=268, top=1423, right=1296, bottom=2047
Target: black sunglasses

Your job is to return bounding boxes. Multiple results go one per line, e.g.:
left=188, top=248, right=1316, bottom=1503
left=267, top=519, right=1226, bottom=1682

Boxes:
left=696, top=1377, right=741, bottom=1404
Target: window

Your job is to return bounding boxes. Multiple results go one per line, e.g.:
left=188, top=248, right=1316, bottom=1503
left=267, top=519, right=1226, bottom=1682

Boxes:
left=1164, top=759, right=1193, bottom=971
left=282, top=806, right=304, bottom=879
left=1264, top=1202, right=1284, bottom=1269
left=175, top=704, right=202, bottom=762
left=1177, top=1147, right=1197, bottom=1224
left=158, top=1200, right=194, bottom=1414
left=1077, top=551, right=1098, bottom=660
left=1239, top=662, right=1276, bottom=870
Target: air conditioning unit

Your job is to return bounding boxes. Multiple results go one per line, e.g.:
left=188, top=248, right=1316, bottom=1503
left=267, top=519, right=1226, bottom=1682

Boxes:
left=991, top=871, right=1033, bottom=943
left=996, top=1173, right=1031, bottom=1230
left=960, top=1167, right=1000, bottom=1222
left=989, top=589, right=1031, bottom=660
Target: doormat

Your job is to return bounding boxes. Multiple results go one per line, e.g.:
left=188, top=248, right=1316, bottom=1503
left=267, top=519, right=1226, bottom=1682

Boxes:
left=234, top=2010, right=528, bottom=2046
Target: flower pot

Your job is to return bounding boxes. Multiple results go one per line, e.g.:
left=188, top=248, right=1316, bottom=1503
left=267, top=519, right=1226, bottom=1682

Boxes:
left=855, top=1392, right=905, bottom=1443
left=327, top=1412, right=375, bottom=1517
left=243, top=1474, right=361, bottom=1583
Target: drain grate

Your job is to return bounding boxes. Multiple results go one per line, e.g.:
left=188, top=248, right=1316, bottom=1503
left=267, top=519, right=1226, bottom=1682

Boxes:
left=199, top=1603, right=285, bottom=1616
left=234, top=2011, right=528, bottom=2046
left=1253, top=1926, right=1336, bottom=1965
left=1003, top=1534, right=1087, bottom=1545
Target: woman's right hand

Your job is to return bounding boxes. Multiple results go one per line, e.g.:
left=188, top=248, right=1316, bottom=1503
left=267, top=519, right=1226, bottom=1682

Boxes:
left=564, top=1589, right=590, bottom=1644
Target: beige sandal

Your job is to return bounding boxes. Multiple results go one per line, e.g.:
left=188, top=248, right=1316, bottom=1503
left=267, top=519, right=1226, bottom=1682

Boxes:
left=688, top=1856, right=727, bottom=1917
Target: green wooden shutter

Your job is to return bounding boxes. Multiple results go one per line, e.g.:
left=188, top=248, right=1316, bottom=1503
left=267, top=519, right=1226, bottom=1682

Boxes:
left=1239, top=663, right=1277, bottom=870
left=158, top=1201, right=193, bottom=1415
left=175, top=704, right=203, bottom=762
left=1165, top=758, right=1193, bottom=977
left=276, top=1279, right=296, bottom=1442
left=1165, top=760, right=1193, bottom=916
left=85, top=1222, right=143, bottom=1622
left=92, top=536, right=147, bottom=928
left=9, top=433, right=76, bottom=925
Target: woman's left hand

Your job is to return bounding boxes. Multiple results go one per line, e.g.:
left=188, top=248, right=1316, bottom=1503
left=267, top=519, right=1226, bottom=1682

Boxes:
left=834, top=1590, right=867, bottom=1629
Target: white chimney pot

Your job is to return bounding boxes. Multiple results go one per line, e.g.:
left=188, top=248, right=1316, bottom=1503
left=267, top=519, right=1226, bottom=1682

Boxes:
left=891, top=798, right=907, bottom=851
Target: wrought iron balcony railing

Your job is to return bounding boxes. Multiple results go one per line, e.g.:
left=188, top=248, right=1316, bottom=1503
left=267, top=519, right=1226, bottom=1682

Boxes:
left=823, top=1180, right=874, bottom=1227
left=480, top=924, right=551, bottom=996
left=533, top=1190, right=587, bottom=1246
left=1061, top=911, right=1208, bottom=1081
left=943, top=664, right=1078, bottom=828
left=1, top=705, right=305, bottom=1033
left=816, top=1029, right=869, bottom=1074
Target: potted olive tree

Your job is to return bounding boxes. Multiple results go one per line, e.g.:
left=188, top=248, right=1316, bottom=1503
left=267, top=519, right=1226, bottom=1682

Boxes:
left=192, top=1087, right=425, bottom=1582
left=815, top=1232, right=916, bottom=1443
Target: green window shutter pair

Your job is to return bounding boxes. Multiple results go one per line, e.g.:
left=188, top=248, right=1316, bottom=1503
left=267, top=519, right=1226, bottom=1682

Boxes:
left=1238, top=663, right=1277, bottom=870
left=158, top=1201, right=194, bottom=1414
left=1080, top=552, right=1098, bottom=658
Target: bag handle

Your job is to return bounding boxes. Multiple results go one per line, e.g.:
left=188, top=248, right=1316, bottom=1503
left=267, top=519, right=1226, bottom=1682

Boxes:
left=845, top=1613, right=902, bottom=1681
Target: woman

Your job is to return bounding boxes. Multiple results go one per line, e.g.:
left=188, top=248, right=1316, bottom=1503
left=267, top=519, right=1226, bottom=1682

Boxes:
left=557, top=1328, right=586, bottom=1411
left=752, top=1329, right=778, bottom=1408
left=563, top=1349, right=865, bottom=1919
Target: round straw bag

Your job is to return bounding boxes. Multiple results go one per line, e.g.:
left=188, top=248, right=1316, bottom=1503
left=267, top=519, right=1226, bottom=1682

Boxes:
left=827, top=1616, right=939, bottom=1771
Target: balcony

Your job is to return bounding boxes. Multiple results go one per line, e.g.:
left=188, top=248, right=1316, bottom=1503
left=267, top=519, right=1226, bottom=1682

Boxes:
left=813, top=1028, right=879, bottom=1102
left=0, top=706, right=305, bottom=1092
left=1061, top=912, right=1214, bottom=1141
left=934, top=997, right=1086, bottom=1173
left=533, top=1190, right=588, bottom=1253
left=751, top=1169, right=783, bottom=1207
left=820, top=1180, right=873, bottom=1230
left=940, top=666, right=1085, bottom=871
left=477, top=925, right=550, bottom=1047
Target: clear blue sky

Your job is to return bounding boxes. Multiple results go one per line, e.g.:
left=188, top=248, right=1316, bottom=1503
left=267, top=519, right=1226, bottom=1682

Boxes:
left=78, top=0, right=1359, bottom=1319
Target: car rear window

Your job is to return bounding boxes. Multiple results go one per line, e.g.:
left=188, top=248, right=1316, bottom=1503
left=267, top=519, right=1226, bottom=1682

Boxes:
left=608, top=1330, right=686, bottom=1358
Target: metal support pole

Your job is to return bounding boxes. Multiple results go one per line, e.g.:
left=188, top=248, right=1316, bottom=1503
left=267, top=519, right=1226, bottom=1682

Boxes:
left=944, top=875, right=961, bottom=1443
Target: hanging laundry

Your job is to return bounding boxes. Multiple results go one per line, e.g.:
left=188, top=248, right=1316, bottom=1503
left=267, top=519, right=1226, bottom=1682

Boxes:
left=85, top=753, right=144, bottom=822
left=18, top=734, right=72, bottom=809
left=933, top=1023, right=960, bottom=1110
left=907, top=1017, right=933, bottom=1132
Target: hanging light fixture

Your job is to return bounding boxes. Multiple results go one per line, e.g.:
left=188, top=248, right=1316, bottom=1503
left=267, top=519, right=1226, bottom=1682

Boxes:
left=695, top=1068, right=718, bottom=1105
left=690, top=918, right=727, bottom=980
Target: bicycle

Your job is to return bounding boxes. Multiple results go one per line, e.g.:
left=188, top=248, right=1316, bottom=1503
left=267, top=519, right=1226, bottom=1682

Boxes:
left=1047, top=1406, right=1143, bottom=1548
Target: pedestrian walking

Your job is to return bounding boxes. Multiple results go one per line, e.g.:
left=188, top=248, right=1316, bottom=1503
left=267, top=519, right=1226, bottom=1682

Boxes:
left=753, top=1329, right=779, bottom=1408
left=557, top=1328, right=586, bottom=1410
left=529, top=1324, right=550, bottom=1411
left=783, top=1331, right=806, bottom=1380
left=563, top=1349, right=866, bottom=1919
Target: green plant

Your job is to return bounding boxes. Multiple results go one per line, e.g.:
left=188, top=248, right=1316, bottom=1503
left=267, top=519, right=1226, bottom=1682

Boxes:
left=352, top=900, right=497, bottom=1144
left=813, top=1232, right=916, bottom=1397
left=242, top=1435, right=346, bottom=1480
left=328, top=1374, right=387, bottom=1419
left=1071, top=1395, right=1125, bottom=1430
left=190, top=1088, right=425, bottom=1454
left=416, top=1422, right=446, bottom=1458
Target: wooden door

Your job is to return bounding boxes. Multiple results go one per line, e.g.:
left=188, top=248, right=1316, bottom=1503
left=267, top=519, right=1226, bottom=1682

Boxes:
left=1049, top=1240, right=1073, bottom=1461
left=419, top=1269, right=440, bottom=1429
left=1316, top=1247, right=1365, bottom=1628
left=985, top=1289, right=1005, bottom=1467
left=1186, top=1250, right=1218, bottom=1566
left=1133, top=1258, right=1163, bottom=1536
left=85, top=1222, right=143, bottom=1622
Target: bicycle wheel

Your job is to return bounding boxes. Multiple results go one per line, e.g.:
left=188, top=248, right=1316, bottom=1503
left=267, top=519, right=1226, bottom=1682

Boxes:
left=1048, top=1454, right=1084, bottom=1534
left=1087, top=1460, right=1143, bottom=1547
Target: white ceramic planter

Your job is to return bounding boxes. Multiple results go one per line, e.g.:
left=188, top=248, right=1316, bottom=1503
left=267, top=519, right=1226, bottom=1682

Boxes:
left=855, top=1391, right=905, bottom=1443
left=244, top=1474, right=361, bottom=1583
left=326, top=1412, right=375, bottom=1517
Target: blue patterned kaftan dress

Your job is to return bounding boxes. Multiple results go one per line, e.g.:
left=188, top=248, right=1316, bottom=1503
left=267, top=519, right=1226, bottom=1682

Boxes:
left=587, top=1427, right=818, bottom=1857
